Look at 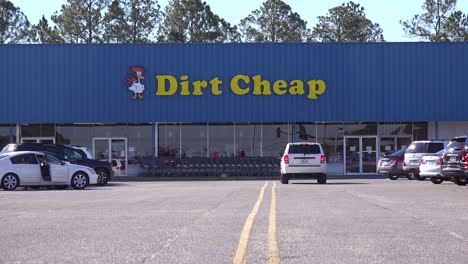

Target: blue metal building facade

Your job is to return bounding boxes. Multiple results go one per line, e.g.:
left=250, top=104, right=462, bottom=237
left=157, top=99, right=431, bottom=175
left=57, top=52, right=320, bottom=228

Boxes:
left=1, top=42, right=467, bottom=124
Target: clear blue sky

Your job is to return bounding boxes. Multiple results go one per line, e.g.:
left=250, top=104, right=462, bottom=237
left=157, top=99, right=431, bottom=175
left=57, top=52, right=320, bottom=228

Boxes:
left=12, top=0, right=468, bottom=41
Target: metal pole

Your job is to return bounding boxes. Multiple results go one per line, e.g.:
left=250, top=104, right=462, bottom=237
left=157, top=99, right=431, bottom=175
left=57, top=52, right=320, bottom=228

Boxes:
left=152, top=123, right=156, bottom=177
left=9, top=124, right=13, bottom=143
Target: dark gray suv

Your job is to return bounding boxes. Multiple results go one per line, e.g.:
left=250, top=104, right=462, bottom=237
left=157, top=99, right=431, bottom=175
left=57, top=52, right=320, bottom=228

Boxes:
left=441, top=136, right=468, bottom=186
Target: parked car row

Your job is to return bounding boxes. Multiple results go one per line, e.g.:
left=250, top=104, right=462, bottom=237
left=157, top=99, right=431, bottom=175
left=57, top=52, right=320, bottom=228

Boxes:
left=378, top=136, right=468, bottom=186
left=0, top=143, right=114, bottom=191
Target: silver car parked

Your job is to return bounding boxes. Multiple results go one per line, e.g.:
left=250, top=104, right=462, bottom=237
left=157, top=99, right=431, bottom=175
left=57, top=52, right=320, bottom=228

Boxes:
left=419, top=149, right=447, bottom=184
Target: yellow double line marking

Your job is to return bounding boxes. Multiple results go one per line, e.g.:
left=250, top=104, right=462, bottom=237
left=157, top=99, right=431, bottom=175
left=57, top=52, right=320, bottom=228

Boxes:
left=233, top=182, right=280, bottom=264
left=268, top=182, right=280, bottom=264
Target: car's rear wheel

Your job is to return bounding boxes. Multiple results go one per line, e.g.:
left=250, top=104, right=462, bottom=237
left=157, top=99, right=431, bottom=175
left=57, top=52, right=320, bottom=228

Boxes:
left=317, top=174, right=327, bottom=184
left=71, top=172, right=89, bottom=190
left=430, top=177, right=444, bottom=184
left=280, top=173, right=289, bottom=184
left=388, top=175, right=399, bottom=180
left=452, top=176, right=468, bottom=186
left=2, top=174, right=19, bottom=191
left=95, top=169, right=109, bottom=186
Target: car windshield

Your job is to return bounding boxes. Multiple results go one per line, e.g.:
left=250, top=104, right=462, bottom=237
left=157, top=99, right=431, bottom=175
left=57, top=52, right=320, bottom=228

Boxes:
left=406, top=143, right=427, bottom=153
left=288, top=144, right=320, bottom=154
left=406, top=142, right=444, bottom=153
left=74, top=149, right=89, bottom=159
left=427, top=143, right=444, bottom=153
left=63, top=148, right=83, bottom=161
left=447, top=138, right=466, bottom=150
left=0, top=144, right=17, bottom=154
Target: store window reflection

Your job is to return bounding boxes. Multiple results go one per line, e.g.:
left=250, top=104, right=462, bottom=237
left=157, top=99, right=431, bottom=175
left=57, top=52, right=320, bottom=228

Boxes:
left=21, top=124, right=54, bottom=137
left=209, top=124, right=234, bottom=157
left=235, top=124, right=261, bottom=157
left=0, top=126, right=15, bottom=149
left=181, top=124, right=208, bottom=157
left=56, top=125, right=94, bottom=151
left=262, top=123, right=291, bottom=157
left=158, top=124, right=181, bottom=157
left=295, top=123, right=316, bottom=142
left=316, top=123, right=345, bottom=175
left=412, top=122, right=428, bottom=141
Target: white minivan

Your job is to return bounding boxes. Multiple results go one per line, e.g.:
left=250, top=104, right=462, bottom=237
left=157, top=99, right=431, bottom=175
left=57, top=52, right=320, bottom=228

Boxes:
left=280, top=142, right=327, bottom=184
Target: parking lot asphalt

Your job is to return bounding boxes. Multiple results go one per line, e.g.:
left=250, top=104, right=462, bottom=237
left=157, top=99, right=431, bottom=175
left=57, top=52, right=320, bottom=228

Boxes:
left=1, top=178, right=468, bottom=264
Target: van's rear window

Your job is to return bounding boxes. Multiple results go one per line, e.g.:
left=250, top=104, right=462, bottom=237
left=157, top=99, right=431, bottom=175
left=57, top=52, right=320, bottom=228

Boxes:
left=288, top=144, right=320, bottom=154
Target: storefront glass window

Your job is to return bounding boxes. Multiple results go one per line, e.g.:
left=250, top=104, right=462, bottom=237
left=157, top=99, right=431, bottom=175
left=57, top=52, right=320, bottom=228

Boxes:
left=378, top=123, right=413, bottom=153
left=294, top=123, right=317, bottom=142
left=0, top=126, right=15, bottom=149
left=125, top=125, right=153, bottom=159
left=378, top=123, right=412, bottom=136
left=181, top=124, right=208, bottom=157
left=343, top=122, right=377, bottom=136
left=208, top=123, right=234, bottom=157
left=158, top=124, right=181, bottom=157
left=56, top=125, right=94, bottom=150
left=21, top=124, right=54, bottom=137
left=412, top=122, right=428, bottom=141
left=316, top=123, right=344, bottom=164
left=262, top=123, right=291, bottom=157
left=235, top=124, right=262, bottom=157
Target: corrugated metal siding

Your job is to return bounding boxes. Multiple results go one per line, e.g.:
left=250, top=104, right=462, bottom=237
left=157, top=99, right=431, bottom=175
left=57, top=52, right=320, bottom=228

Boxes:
left=0, top=42, right=467, bottom=124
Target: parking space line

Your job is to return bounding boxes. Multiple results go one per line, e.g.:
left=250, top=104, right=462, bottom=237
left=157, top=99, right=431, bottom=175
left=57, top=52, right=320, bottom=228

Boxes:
left=233, top=182, right=268, bottom=264
left=268, top=182, right=280, bottom=264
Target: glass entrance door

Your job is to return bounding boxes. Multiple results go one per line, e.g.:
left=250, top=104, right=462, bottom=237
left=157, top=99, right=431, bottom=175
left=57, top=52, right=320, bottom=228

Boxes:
left=344, top=136, right=378, bottom=174
left=93, top=138, right=128, bottom=176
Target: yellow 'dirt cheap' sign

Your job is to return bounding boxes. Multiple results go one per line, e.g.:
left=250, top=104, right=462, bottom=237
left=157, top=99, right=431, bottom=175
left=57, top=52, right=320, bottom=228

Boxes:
left=155, top=74, right=326, bottom=100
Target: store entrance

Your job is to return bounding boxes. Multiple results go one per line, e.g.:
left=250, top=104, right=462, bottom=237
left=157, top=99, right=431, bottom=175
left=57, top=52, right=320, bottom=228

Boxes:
left=344, top=136, right=378, bottom=174
left=21, top=137, right=55, bottom=144
left=93, top=138, right=128, bottom=176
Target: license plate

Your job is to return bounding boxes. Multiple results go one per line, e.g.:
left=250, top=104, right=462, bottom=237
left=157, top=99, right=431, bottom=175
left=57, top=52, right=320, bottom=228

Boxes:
left=410, top=160, right=419, bottom=165
left=450, top=157, right=457, bottom=162
left=425, top=161, right=434, bottom=165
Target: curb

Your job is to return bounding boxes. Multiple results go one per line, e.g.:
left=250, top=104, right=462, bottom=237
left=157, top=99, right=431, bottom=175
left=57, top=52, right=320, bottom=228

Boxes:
left=110, top=175, right=386, bottom=182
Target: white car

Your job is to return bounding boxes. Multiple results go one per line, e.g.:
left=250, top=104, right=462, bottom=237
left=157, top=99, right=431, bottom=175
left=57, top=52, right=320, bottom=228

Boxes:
left=403, top=140, right=447, bottom=180
left=0, top=151, right=98, bottom=191
left=280, top=142, right=327, bottom=184
left=419, top=149, right=447, bottom=184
